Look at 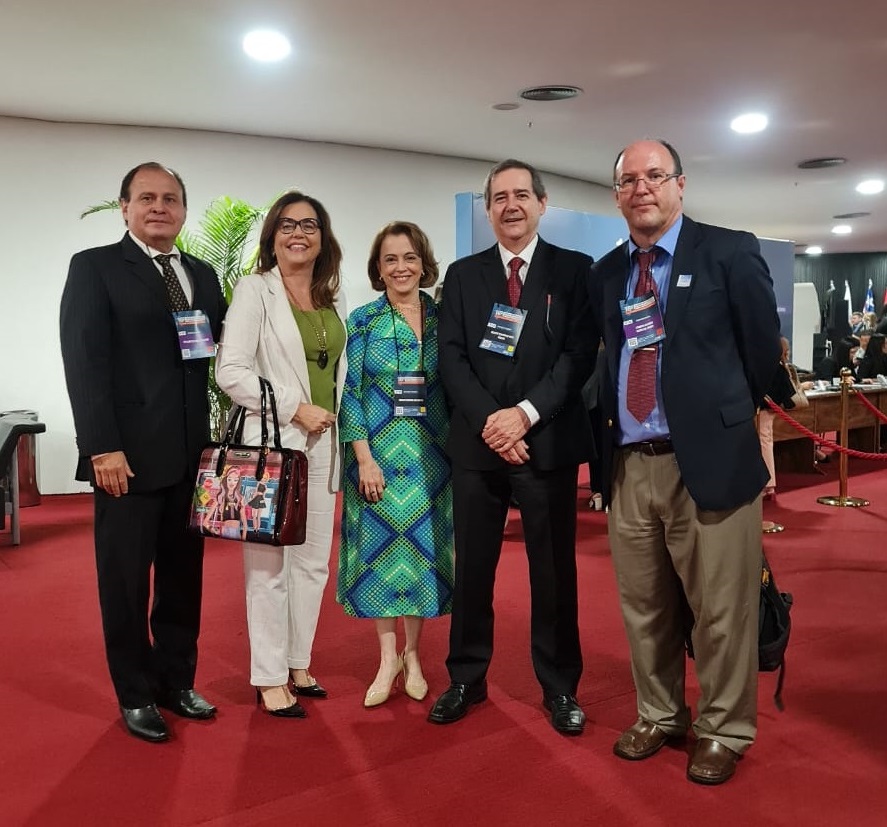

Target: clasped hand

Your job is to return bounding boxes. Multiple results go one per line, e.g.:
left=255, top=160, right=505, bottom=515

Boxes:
left=482, top=407, right=530, bottom=465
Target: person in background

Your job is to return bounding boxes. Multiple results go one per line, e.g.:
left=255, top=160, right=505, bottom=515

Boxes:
left=430, top=159, right=595, bottom=736
left=759, top=338, right=809, bottom=497
left=337, top=221, right=454, bottom=708
left=816, top=335, right=859, bottom=382
left=588, top=139, right=781, bottom=785
left=216, top=191, right=346, bottom=717
left=60, top=162, right=226, bottom=742
left=858, top=333, right=887, bottom=381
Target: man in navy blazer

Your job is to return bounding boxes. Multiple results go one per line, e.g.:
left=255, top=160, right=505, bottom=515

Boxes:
left=60, top=162, right=226, bottom=742
left=429, top=159, right=596, bottom=734
left=588, top=140, right=781, bottom=784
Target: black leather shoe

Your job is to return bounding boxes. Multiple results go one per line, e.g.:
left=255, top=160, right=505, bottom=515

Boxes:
left=157, top=689, right=217, bottom=719
left=543, top=694, right=586, bottom=736
left=121, top=704, right=169, bottom=743
left=427, top=682, right=487, bottom=724
left=290, top=676, right=328, bottom=699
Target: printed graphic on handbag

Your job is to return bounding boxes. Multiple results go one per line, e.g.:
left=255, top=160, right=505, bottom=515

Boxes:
left=189, top=377, right=308, bottom=545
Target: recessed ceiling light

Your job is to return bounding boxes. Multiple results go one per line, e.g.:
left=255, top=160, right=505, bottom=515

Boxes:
left=833, top=211, right=870, bottom=220
left=831, top=225, right=852, bottom=235
left=519, top=85, right=582, bottom=102
left=805, top=246, right=823, bottom=255
left=730, top=113, right=768, bottom=134
left=856, top=179, right=885, bottom=195
left=243, top=29, right=291, bottom=62
left=492, top=103, right=520, bottom=111
left=797, top=157, right=847, bottom=169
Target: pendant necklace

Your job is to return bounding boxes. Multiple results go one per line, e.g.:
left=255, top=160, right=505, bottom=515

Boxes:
left=284, top=281, right=329, bottom=369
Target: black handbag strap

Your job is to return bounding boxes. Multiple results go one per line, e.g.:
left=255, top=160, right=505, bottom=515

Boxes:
left=259, top=377, right=284, bottom=449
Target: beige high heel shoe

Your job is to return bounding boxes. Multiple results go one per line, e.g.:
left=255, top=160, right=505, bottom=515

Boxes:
left=402, top=651, right=428, bottom=701
left=363, top=655, right=403, bottom=708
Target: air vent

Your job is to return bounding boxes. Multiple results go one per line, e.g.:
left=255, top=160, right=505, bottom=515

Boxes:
left=833, top=211, right=870, bottom=219
left=519, top=85, right=582, bottom=102
left=797, top=157, right=847, bottom=169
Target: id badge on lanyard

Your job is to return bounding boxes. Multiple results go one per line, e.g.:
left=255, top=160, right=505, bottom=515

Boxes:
left=479, top=302, right=527, bottom=357
left=394, top=371, right=427, bottom=417
left=173, top=309, right=216, bottom=359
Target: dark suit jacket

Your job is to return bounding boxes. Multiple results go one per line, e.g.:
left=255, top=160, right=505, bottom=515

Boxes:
left=438, top=238, right=596, bottom=471
left=589, top=216, right=781, bottom=511
left=60, top=233, right=226, bottom=492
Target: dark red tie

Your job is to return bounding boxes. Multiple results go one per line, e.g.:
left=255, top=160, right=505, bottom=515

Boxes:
left=626, top=249, right=658, bottom=423
left=507, top=257, right=524, bottom=307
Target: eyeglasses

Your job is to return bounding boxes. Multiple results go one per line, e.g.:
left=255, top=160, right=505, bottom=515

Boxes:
left=277, top=217, right=321, bottom=235
left=613, top=172, right=681, bottom=192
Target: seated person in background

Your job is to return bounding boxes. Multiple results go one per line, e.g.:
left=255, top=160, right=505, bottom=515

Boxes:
left=854, top=330, right=873, bottom=365
left=816, top=336, right=859, bottom=382
left=858, top=333, right=887, bottom=381
left=850, top=311, right=865, bottom=334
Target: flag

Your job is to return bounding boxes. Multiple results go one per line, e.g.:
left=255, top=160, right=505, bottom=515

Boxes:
left=844, top=280, right=852, bottom=324
left=864, top=279, right=875, bottom=317
left=883, top=285, right=887, bottom=312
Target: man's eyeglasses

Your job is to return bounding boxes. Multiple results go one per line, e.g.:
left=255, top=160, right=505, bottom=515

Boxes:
left=613, top=172, right=681, bottom=192
left=277, top=218, right=321, bottom=235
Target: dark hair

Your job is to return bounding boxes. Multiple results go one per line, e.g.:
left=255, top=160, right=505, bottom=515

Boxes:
left=835, top=335, right=861, bottom=370
left=119, top=162, right=187, bottom=208
left=256, top=191, right=342, bottom=309
left=367, top=222, right=439, bottom=292
left=483, top=159, right=547, bottom=209
left=613, top=139, right=684, bottom=183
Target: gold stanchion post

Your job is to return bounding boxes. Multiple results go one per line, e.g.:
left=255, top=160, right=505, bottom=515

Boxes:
left=817, top=368, right=870, bottom=508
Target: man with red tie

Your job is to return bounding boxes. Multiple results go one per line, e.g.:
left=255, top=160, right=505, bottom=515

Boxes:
left=430, top=160, right=596, bottom=734
left=588, top=140, right=781, bottom=784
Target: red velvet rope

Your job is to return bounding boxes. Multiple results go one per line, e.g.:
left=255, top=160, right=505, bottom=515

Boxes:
left=763, top=397, right=887, bottom=461
left=853, top=389, right=887, bottom=425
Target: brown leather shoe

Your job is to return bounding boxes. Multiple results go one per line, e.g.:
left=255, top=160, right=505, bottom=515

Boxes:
left=687, top=738, right=741, bottom=785
left=613, top=719, right=678, bottom=760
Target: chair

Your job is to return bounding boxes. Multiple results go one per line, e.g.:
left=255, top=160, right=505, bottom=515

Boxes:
left=0, top=414, right=46, bottom=545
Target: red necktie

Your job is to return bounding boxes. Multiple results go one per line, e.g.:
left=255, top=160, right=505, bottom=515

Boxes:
left=626, top=249, right=658, bottom=423
left=507, top=257, right=524, bottom=307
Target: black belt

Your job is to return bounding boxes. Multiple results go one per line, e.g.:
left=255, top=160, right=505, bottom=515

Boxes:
left=621, top=439, right=674, bottom=456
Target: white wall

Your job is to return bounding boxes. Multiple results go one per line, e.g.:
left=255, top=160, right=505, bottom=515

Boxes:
left=0, top=115, right=615, bottom=494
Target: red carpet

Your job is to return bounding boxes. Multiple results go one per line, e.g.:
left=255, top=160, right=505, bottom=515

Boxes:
left=2, top=459, right=886, bottom=826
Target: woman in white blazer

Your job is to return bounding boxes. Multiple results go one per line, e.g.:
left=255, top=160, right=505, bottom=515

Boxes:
left=216, top=191, right=347, bottom=717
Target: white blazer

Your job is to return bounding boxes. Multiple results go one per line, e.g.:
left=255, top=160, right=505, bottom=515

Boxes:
left=215, top=266, right=348, bottom=489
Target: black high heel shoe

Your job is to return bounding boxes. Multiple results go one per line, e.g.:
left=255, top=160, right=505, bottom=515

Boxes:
left=290, top=671, right=329, bottom=699
left=255, top=687, right=307, bottom=718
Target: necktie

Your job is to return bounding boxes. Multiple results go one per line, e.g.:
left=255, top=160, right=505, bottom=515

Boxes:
left=626, top=249, right=658, bottom=423
left=154, top=253, right=190, bottom=312
left=507, top=256, right=524, bottom=307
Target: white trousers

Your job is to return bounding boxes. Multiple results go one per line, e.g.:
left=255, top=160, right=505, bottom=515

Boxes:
left=243, top=428, right=337, bottom=686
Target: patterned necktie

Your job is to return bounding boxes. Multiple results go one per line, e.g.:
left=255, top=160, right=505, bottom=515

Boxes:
left=626, top=249, right=658, bottom=423
left=507, top=256, right=524, bottom=307
left=154, top=253, right=190, bottom=312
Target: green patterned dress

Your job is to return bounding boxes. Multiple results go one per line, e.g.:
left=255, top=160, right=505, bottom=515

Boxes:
left=336, top=293, right=454, bottom=618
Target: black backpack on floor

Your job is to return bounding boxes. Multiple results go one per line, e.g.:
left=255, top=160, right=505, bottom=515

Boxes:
left=758, top=554, right=793, bottom=710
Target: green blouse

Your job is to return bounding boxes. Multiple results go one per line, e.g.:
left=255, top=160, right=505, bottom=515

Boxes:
left=290, top=306, right=345, bottom=414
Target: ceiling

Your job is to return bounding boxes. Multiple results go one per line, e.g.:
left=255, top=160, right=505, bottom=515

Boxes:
left=4, top=0, right=887, bottom=254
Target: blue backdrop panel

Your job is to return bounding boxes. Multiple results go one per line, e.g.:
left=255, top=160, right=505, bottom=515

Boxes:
left=455, top=192, right=794, bottom=341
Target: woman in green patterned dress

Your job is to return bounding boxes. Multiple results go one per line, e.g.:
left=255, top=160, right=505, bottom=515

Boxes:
left=337, top=222, right=454, bottom=708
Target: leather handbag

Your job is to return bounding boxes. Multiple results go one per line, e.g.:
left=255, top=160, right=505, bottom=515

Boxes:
left=189, top=377, right=308, bottom=545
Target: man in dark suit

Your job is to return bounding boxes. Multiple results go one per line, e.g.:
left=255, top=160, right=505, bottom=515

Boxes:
left=429, top=159, right=596, bottom=734
left=60, top=162, right=226, bottom=742
left=588, top=140, right=781, bottom=784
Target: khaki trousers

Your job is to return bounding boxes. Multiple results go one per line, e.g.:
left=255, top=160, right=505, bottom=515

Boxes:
left=608, top=449, right=761, bottom=754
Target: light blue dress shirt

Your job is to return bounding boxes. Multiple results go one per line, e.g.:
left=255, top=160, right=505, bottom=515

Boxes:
left=617, top=216, right=683, bottom=445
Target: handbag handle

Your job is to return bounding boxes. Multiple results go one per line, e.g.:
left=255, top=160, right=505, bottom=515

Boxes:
left=214, top=377, right=274, bottom=478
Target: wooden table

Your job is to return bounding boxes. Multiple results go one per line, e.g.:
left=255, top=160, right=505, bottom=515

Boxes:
left=771, top=386, right=886, bottom=472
